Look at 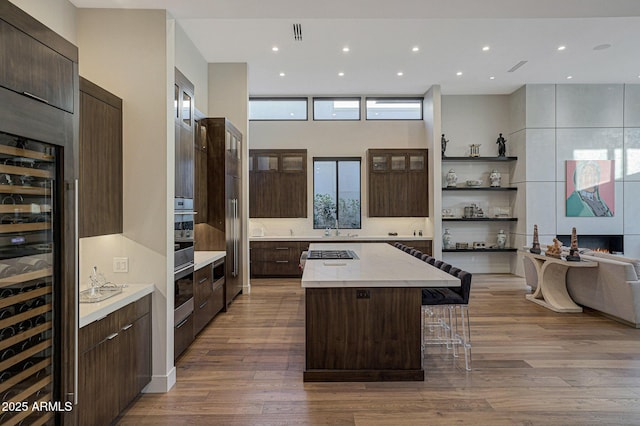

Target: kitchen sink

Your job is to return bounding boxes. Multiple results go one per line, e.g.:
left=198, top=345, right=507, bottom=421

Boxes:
left=79, top=286, right=123, bottom=303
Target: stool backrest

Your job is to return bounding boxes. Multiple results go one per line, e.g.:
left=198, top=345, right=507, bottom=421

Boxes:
left=420, top=253, right=433, bottom=263
left=410, top=248, right=423, bottom=258
left=448, top=267, right=461, bottom=277
left=439, top=262, right=452, bottom=273
left=402, top=246, right=412, bottom=253
left=426, top=257, right=437, bottom=265
left=453, top=270, right=472, bottom=304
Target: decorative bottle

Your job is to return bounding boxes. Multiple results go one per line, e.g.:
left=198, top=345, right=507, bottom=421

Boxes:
left=446, top=169, right=457, bottom=188
left=443, top=228, right=452, bottom=250
left=497, top=229, right=507, bottom=249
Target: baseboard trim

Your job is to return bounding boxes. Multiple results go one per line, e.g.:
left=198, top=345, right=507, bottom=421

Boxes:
left=143, top=367, right=177, bottom=393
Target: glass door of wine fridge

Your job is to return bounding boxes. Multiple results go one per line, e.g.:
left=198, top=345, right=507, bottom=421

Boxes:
left=0, top=131, right=59, bottom=426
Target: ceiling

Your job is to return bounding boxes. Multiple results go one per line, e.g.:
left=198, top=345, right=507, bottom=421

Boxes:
left=69, top=0, right=640, bottom=96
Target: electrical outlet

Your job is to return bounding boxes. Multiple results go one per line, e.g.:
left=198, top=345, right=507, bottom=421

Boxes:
left=113, top=257, right=129, bottom=273
left=356, top=289, right=370, bottom=299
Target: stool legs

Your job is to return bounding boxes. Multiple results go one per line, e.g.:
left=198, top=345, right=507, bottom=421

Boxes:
left=422, top=304, right=472, bottom=371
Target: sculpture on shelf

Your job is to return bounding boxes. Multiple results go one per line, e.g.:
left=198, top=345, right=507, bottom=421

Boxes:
left=530, top=224, right=542, bottom=254
left=566, top=227, right=581, bottom=261
left=496, top=133, right=507, bottom=157
left=441, top=134, right=449, bottom=158
left=545, top=238, right=562, bottom=259
left=469, top=144, right=481, bottom=157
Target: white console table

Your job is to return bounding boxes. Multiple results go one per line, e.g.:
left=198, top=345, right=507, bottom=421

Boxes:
left=522, top=251, right=598, bottom=313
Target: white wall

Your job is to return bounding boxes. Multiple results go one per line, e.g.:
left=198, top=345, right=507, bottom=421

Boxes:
left=9, top=0, right=77, bottom=44
left=248, top=104, right=430, bottom=238
left=175, top=21, right=208, bottom=115
left=77, top=8, right=175, bottom=392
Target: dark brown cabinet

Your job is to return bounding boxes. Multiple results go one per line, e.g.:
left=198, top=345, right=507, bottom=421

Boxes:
left=368, top=149, right=429, bottom=217
left=194, top=114, right=208, bottom=224
left=197, top=118, right=243, bottom=308
left=78, top=294, right=152, bottom=426
left=0, top=15, right=75, bottom=113
left=79, top=77, right=123, bottom=237
left=250, top=241, right=305, bottom=277
left=175, top=68, right=194, bottom=200
left=249, top=149, right=307, bottom=218
left=194, top=259, right=225, bottom=335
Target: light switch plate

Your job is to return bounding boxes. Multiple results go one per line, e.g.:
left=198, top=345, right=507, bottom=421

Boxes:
left=113, top=257, right=129, bottom=273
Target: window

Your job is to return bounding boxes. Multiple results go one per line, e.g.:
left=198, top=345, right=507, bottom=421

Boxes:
left=249, top=98, right=307, bottom=120
left=313, top=97, right=361, bottom=120
left=313, top=158, right=361, bottom=229
left=365, top=97, right=422, bottom=120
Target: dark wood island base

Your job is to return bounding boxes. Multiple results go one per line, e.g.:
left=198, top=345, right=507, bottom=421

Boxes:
left=304, top=286, right=424, bottom=382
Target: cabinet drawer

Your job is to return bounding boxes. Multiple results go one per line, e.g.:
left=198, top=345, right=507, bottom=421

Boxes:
left=79, top=311, right=118, bottom=353
left=174, top=313, right=194, bottom=360
left=0, top=19, right=75, bottom=113
left=251, top=260, right=301, bottom=277
left=194, top=267, right=212, bottom=300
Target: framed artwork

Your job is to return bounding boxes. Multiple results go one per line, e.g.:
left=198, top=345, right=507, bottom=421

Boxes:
left=566, top=160, right=614, bottom=217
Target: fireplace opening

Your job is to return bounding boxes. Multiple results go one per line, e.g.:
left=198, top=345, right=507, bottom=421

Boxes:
left=556, top=234, right=623, bottom=254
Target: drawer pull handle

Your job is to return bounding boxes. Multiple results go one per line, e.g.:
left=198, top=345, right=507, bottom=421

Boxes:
left=23, top=91, right=49, bottom=104
left=199, top=301, right=208, bottom=309
left=121, top=323, right=133, bottom=331
left=176, top=317, right=190, bottom=329
left=275, top=247, right=289, bottom=250
left=106, top=332, right=118, bottom=340
left=275, top=260, right=289, bottom=264
left=198, top=277, right=208, bottom=284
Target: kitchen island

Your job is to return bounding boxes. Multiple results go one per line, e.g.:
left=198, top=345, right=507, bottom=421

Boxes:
left=301, top=243, right=460, bottom=381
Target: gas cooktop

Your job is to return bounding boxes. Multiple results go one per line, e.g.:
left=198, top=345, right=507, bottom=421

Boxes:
left=307, top=250, right=358, bottom=260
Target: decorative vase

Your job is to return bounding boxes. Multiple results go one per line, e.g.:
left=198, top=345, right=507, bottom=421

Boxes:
left=443, top=228, right=452, bottom=250
left=489, top=169, right=501, bottom=187
left=446, top=169, right=457, bottom=187
left=497, top=229, right=507, bottom=249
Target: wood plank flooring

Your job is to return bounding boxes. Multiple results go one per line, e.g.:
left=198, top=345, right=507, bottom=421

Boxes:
left=117, top=275, right=640, bottom=425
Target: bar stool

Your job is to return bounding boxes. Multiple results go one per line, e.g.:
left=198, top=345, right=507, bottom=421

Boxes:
left=421, top=268, right=473, bottom=371
left=410, top=248, right=423, bottom=258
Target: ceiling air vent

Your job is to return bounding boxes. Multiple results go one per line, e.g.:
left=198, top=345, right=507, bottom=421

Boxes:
left=507, top=61, right=528, bottom=73
left=293, top=23, right=302, bottom=41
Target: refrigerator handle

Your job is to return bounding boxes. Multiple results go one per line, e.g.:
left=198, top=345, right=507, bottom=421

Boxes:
left=73, top=178, right=79, bottom=405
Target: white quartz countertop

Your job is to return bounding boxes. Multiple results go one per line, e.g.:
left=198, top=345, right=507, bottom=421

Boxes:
left=194, top=251, right=226, bottom=270
left=250, top=235, right=432, bottom=242
left=301, top=243, right=459, bottom=288
left=79, top=283, right=154, bottom=328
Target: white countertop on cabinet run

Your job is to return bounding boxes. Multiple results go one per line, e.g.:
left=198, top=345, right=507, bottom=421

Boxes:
left=249, top=235, right=432, bottom=242
left=194, top=251, right=226, bottom=270
left=301, top=243, right=459, bottom=288
left=79, top=283, right=154, bottom=328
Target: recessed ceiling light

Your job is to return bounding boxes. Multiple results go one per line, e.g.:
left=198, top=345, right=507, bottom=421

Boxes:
left=412, top=46, right=419, bottom=52
left=342, top=47, right=350, bottom=52
left=567, top=75, right=573, bottom=79
left=489, top=76, right=495, bottom=80
left=482, top=46, right=490, bottom=51
left=272, top=46, right=279, bottom=52
left=338, top=72, right=344, bottom=77
left=397, top=72, right=404, bottom=76
left=593, top=43, right=611, bottom=51
left=456, top=71, right=463, bottom=76
left=558, top=45, right=566, bottom=51
left=279, top=72, right=285, bottom=77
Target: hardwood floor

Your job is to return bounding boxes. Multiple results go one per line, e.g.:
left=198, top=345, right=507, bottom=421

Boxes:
left=117, top=275, right=640, bottom=425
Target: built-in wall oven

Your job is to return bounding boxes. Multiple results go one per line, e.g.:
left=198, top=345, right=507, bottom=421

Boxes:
left=174, top=198, right=195, bottom=359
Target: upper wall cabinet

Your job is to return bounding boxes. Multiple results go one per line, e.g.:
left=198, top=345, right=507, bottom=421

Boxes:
left=0, top=15, right=75, bottom=113
left=175, top=68, right=194, bottom=200
left=79, top=77, right=123, bottom=238
left=368, top=149, right=428, bottom=217
left=249, top=149, right=307, bottom=218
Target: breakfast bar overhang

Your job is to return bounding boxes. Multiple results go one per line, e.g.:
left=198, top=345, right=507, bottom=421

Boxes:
left=301, top=243, right=460, bottom=382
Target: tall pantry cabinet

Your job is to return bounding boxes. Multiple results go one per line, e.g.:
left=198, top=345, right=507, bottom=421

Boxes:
left=197, top=118, right=243, bottom=307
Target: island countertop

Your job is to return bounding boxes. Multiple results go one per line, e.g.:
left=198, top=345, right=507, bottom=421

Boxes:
left=301, top=243, right=459, bottom=288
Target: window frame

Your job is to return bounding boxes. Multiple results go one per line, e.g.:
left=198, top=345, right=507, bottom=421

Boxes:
left=312, top=97, right=362, bottom=121
left=312, top=157, right=362, bottom=230
left=248, top=97, right=308, bottom=121
left=365, top=97, right=423, bottom=121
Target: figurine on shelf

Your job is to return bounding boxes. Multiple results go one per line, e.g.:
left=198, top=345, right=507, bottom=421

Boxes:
left=530, top=224, right=542, bottom=254
left=446, top=169, right=458, bottom=187
left=545, top=238, right=562, bottom=259
left=489, top=169, right=502, bottom=187
left=441, top=134, right=449, bottom=158
left=443, top=228, right=453, bottom=250
left=497, top=229, right=507, bottom=249
left=566, top=227, right=581, bottom=261
left=496, top=133, right=507, bottom=157
left=469, top=144, right=481, bottom=157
